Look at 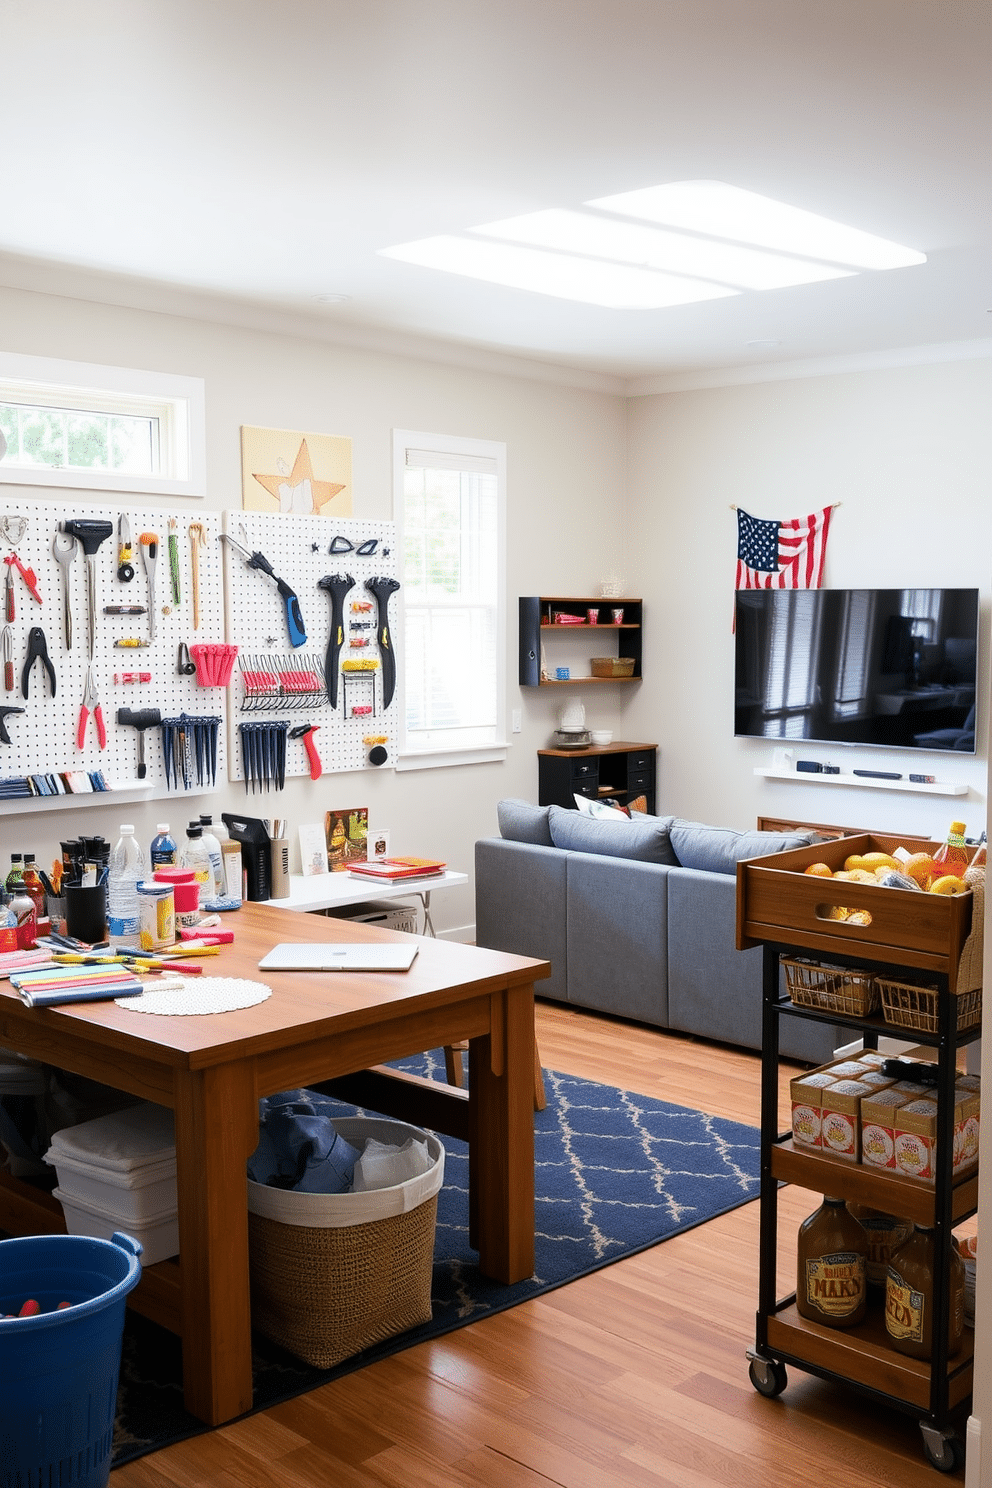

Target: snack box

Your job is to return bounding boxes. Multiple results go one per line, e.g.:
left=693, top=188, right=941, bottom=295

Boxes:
left=955, top=1085, right=981, bottom=1174
left=737, top=833, right=973, bottom=989
left=893, top=1089, right=981, bottom=1185
left=861, top=1087, right=917, bottom=1172
left=821, top=1079, right=876, bottom=1162
left=790, top=1070, right=837, bottom=1150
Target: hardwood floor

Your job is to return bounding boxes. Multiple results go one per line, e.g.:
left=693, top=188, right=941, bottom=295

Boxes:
left=112, top=1000, right=965, bottom=1486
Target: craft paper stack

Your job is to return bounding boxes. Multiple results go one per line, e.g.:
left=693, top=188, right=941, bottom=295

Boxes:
left=10, top=963, right=145, bottom=1007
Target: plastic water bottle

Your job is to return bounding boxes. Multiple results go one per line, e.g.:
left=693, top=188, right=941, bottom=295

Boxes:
left=181, top=823, right=213, bottom=896
left=198, top=816, right=225, bottom=898
left=150, top=823, right=178, bottom=869
left=108, top=825, right=144, bottom=947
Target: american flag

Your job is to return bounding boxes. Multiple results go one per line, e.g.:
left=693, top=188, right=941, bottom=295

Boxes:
left=735, top=505, right=833, bottom=591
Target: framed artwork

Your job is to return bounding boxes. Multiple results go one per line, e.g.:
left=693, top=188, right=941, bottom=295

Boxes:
left=370, top=829, right=390, bottom=859
left=241, top=425, right=352, bottom=515
left=325, top=806, right=369, bottom=872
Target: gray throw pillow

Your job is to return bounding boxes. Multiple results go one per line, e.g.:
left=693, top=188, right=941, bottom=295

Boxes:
left=669, top=819, right=817, bottom=875
left=496, top=799, right=554, bottom=846
left=548, top=805, right=678, bottom=864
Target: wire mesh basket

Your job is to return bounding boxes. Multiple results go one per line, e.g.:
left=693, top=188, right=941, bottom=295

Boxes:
left=781, top=956, right=880, bottom=1017
left=877, top=976, right=982, bottom=1034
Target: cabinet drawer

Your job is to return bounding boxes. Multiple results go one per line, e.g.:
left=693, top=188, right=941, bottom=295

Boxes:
left=571, top=760, right=598, bottom=779
left=628, top=770, right=653, bottom=791
left=628, top=753, right=655, bottom=773
left=573, top=780, right=597, bottom=799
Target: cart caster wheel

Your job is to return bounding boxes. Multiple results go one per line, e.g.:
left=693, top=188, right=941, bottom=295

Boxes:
left=920, top=1424, right=965, bottom=1473
left=748, top=1357, right=787, bottom=1398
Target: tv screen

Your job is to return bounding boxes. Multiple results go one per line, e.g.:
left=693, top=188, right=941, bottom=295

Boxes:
left=734, top=588, right=979, bottom=754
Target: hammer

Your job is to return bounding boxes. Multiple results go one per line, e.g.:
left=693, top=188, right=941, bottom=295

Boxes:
left=63, top=519, right=113, bottom=659
left=117, top=706, right=162, bottom=779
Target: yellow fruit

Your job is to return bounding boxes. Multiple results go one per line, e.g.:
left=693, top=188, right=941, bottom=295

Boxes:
left=827, top=905, right=850, bottom=920
left=844, top=852, right=900, bottom=874
left=803, top=862, right=833, bottom=878
left=903, top=852, right=938, bottom=888
left=845, top=869, right=878, bottom=884
left=846, top=910, right=873, bottom=926
left=928, top=875, right=969, bottom=896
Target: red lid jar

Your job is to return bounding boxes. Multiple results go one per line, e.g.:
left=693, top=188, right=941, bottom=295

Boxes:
left=154, top=868, right=199, bottom=915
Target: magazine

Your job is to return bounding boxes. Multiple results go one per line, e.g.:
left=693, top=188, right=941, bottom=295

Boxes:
left=347, top=856, right=446, bottom=881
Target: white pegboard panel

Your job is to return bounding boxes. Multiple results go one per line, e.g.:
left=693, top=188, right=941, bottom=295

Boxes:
left=0, top=495, right=227, bottom=801
left=221, top=510, right=398, bottom=786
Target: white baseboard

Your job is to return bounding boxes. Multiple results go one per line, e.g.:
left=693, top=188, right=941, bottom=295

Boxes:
left=438, top=921, right=476, bottom=944
left=832, top=1034, right=920, bottom=1060
left=966, top=1414, right=980, bottom=1486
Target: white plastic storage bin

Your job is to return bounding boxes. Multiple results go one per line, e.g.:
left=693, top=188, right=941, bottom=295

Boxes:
left=46, top=1149, right=177, bottom=1223
left=53, top=1185, right=180, bottom=1265
left=45, top=1101, right=175, bottom=1174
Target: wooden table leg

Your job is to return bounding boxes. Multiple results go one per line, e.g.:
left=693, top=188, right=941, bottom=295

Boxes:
left=468, top=983, right=535, bottom=1284
left=173, top=1060, right=259, bottom=1425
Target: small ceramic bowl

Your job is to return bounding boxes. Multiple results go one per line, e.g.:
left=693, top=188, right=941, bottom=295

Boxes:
left=589, top=730, right=612, bottom=747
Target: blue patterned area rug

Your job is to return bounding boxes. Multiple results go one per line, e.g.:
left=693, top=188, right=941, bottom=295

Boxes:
left=112, top=1053, right=760, bottom=1466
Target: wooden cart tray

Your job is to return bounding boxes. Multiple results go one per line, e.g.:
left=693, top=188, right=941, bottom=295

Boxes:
left=737, top=834, right=974, bottom=989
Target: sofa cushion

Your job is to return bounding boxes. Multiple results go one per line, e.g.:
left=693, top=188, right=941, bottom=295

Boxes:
left=496, top=799, right=554, bottom=846
left=669, top=819, right=817, bottom=875
left=548, top=804, right=678, bottom=864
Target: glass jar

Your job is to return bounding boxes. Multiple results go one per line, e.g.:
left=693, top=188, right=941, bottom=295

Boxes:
left=796, top=1196, right=868, bottom=1328
left=885, top=1224, right=965, bottom=1359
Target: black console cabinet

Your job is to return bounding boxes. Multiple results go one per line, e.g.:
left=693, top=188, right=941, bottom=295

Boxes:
left=537, top=741, right=657, bottom=815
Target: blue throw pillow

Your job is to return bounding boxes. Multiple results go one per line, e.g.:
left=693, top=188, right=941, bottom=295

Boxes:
left=496, top=799, right=554, bottom=846
left=548, top=805, right=678, bottom=864
left=669, top=819, right=817, bottom=874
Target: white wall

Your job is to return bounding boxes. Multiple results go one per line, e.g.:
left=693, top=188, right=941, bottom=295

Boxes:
left=624, top=357, right=992, bottom=842
left=0, top=286, right=626, bottom=934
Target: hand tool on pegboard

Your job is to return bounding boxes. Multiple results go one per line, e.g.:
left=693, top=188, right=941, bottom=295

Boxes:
left=139, top=532, right=159, bottom=641
left=0, top=706, right=25, bottom=744
left=1, top=515, right=42, bottom=616
left=168, top=517, right=181, bottom=605
left=289, top=723, right=321, bottom=779
left=317, top=572, right=354, bottom=707
left=1, top=625, right=12, bottom=692
left=116, top=706, right=161, bottom=778
left=116, top=515, right=134, bottom=581
left=238, top=719, right=288, bottom=791
left=53, top=526, right=78, bottom=649
left=21, top=627, right=56, bottom=699
left=365, top=575, right=401, bottom=709
left=62, top=519, right=113, bottom=658
left=188, top=522, right=206, bottom=629
left=221, top=527, right=307, bottom=648
left=76, top=667, right=107, bottom=750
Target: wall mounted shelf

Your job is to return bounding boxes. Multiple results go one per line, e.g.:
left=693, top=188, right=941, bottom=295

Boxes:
left=754, top=767, right=967, bottom=798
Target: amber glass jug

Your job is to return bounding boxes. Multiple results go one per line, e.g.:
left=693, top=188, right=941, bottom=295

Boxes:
left=885, top=1225, right=965, bottom=1359
left=796, top=1197, right=868, bottom=1328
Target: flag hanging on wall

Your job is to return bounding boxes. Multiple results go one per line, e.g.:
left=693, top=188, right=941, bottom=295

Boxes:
left=735, top=505, right=834, bottom=591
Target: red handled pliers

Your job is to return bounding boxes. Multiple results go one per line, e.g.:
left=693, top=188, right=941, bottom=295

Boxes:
left=77, top=665, right=107, bottom=749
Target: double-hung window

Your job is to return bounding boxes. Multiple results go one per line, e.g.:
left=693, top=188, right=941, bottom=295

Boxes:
left=393, top=430, right=506, bottom=769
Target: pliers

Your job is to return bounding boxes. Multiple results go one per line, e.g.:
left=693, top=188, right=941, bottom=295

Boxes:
left=77, top=665, right=107, bottom=749
left=21, top=627, right=57, bottom=699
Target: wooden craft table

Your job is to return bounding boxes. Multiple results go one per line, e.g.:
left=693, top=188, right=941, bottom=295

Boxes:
left=0, top=902, right=549, bottom=1426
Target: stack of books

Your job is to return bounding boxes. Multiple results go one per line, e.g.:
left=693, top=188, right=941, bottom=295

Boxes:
left=347, top=856, right=446, bottom=883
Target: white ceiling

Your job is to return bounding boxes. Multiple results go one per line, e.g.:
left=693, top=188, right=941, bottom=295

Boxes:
left=1, top=0, right=989, bottom=391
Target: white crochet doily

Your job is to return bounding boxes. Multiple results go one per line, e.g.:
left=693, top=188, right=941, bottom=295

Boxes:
left=116, top=976, right=273, bottom=1016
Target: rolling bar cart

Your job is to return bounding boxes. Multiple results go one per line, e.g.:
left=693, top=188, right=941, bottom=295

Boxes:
left=737, top=833, right=980, bottom=1473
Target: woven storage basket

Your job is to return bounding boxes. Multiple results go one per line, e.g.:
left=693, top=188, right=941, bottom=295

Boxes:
left=781, top=956, right=880, bottom=1017
left=590, top=657, right=635, bottom=678
left=247, top=1116, right=444, bottom=1369
left=877, top=977, right=982, bottom=1035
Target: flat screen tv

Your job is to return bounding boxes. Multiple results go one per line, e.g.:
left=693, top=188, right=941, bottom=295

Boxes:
left=734, top=588, right=979, bottom=754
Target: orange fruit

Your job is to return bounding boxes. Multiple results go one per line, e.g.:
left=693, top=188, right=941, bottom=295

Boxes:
left=903, top=852, right=937, bottom=888
left=803, top=862, right=833, bottom=877
left=826, top=905, right=850, bottom=920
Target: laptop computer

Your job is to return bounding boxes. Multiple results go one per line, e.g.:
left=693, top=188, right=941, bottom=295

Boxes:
left=257, top=942, right=420, bottom=973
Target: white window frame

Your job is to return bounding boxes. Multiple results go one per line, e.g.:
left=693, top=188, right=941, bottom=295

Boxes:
left=0, top=351, right=206, bottom=498
left=393, top=428, right=507, bottom=771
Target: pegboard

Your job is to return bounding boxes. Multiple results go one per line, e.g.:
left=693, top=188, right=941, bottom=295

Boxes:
left=0, top=495, right=227, bottom=798
left=222, top=510, right=398, bottom=786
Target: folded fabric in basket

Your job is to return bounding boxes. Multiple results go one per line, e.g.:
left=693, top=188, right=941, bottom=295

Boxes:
left=248, top=1089, right=361, bottom=1194
left=352, top=1136, right=433, bottom=1193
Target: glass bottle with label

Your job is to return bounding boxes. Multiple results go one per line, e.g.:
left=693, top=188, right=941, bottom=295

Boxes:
left=885, top=1224, right=965, bottom=1359
left=796, top=1195, right=868, bottom=1328
left=21, top=855, right=46, bottom=923
left=846, top=1203, right=913, bottom=1290
left=5, top=854, right=24, bottom=893
left=931, top=821, right=971, bottom=879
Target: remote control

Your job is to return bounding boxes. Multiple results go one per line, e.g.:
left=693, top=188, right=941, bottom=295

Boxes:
left=910, top=773, right=936, bottom=784
left=853, top=769, right=902, bottom=779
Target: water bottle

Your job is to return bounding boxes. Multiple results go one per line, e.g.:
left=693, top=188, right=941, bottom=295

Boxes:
left=181, top=823, right=213, bottom=895
left=0, top=891, right=17, bottom=953
left=108, top=825, right=144, bottom=947
left=198, top=816, right=225, bottom=898
left=150, top=823, right=178, bottom=869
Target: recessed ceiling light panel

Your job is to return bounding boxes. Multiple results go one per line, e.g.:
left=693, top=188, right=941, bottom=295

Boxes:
left=379, top=235, right=738, bottom=309
left=472, top=208, right=853, bottom=290
left=587, top=181, right=926, bottom=271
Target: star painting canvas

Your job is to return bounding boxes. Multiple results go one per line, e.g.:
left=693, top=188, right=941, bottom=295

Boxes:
left=241, top=426, right=352, bottom=516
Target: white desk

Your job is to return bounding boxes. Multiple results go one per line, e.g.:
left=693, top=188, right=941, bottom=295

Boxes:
left=267, top=868, right=469, bottom=937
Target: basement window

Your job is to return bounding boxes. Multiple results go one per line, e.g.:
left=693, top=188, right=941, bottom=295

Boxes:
left=393, top=429, right=507, bottom=770
left=0, top=352, right=206, bottom=498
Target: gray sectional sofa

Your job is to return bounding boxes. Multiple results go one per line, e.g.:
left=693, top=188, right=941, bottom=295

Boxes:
left=475, top=800, right=846, bottom=1064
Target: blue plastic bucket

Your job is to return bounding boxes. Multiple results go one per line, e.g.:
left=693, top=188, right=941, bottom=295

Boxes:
left=0, top=1230, right=142, bottom=1488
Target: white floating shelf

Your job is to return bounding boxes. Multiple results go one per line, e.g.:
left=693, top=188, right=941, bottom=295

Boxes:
left=0, top=780, right=218, bottom=816
left=754, top=767, right=967, bottom=797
